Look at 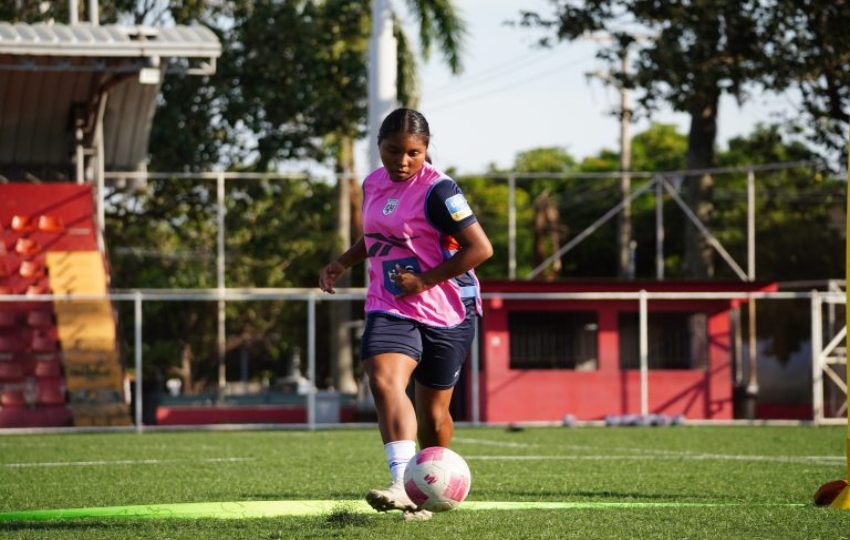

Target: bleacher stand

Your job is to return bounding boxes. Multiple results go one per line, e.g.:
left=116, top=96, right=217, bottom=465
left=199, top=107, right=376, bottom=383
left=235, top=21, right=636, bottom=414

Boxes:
left=0, top=184, right=130, bottom=427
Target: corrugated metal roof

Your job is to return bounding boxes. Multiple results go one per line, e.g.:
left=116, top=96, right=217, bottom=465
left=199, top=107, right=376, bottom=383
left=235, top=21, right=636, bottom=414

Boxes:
left=0, top=23, right=222, bottom=178
left=0, top=22, right=221, bottom=58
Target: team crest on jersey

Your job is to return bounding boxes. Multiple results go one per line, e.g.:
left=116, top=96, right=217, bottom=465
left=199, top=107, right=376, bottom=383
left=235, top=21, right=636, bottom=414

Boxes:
left=383, top=198, right=399, bottom=215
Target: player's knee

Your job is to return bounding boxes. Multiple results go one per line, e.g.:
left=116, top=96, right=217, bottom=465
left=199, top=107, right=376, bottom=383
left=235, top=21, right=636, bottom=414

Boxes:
left=367, top=371, right=407, bottom=401
left=419, top=408, right=452, bottom=432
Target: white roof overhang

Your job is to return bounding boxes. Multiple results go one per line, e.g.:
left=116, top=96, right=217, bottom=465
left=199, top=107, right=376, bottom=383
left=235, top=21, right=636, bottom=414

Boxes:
left=0, top=22, right=221, bottom=62
left=0, top=22, right=222, bottom=179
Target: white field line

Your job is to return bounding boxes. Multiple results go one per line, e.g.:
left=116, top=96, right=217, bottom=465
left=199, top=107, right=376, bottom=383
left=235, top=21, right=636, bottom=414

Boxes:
left=3, top=457, right=255, bottom=468
left=454, top=437, right=843, bottom=466
left=453, top=437, right=539, bottom=448
left=467, top=454, right=844, bottom=466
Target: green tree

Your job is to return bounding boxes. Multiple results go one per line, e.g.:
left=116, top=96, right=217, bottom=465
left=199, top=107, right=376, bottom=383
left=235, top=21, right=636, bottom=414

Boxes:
left=517, top=0, right=848, bottom=279
left=513, top=148, right=576, bottom=280
left=222, top=0, right=466, bottom=171
left=714, top=124, right=843, bottom=282
left=715, top=124, right=844, bottom=366
left=473, top=147, right=584, bottom=280
left=628, top=124, right=689, bottom=278
left=105, top=175, right=338, bottom=394
left=13, top=1, right=468, bottom=394
left=631, top=124, right=688, bottom=173
left=456, top=174, right=534, bottom=280
left=574, top=124, right=689, bottom=279
left=766, top=1, right=850, bottom=160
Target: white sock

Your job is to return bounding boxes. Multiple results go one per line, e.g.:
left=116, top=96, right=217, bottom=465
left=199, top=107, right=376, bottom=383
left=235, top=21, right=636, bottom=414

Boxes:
left=384, top=440, right=416, bottom=484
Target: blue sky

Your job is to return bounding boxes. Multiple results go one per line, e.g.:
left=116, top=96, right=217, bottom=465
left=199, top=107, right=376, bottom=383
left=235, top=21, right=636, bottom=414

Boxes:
left=354, top=0, right=793, bottom=177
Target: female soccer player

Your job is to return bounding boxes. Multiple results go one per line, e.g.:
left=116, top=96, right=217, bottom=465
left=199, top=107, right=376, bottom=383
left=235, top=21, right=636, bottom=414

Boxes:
left=319, top=108, right=493, bottom=520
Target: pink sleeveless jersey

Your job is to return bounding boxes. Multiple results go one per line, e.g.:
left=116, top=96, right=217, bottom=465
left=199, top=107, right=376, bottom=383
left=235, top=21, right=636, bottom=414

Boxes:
left=361, top=162, right=480, bottom=327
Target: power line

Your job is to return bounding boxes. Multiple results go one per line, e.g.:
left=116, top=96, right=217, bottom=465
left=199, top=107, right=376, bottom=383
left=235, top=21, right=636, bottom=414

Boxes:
left=425, top=55, right=594, bottom=112
left=427, top=47, right=563, bottom=97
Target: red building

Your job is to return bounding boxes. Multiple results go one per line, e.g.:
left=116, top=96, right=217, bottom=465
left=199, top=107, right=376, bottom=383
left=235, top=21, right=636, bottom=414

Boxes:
left=476, top=279, right=778, bottom=423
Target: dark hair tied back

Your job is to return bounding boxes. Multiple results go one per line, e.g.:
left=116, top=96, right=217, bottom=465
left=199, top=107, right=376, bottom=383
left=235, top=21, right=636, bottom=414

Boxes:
left=377, top=108, right=430, bottom=146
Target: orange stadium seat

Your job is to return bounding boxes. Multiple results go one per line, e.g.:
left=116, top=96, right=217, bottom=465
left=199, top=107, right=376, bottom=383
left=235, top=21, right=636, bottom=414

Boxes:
left=36, top=382, right=66, bottom=406
left=10, top=215, right=36, bottom=233
left=14, top=238, right=41, bottom=257
left=0, top=387, right=28, bottom=408
left=34, top=357, right=63, bottom=379
left=19, top=260, right=44, bottom=279
left=37, top=214, right=65, bottom=234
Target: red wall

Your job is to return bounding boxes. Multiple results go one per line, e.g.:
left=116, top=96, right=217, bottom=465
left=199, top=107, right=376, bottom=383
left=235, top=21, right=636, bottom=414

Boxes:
left=156, top=404, right=358, bottom=425
left=477, top=280, right=777, bottom=423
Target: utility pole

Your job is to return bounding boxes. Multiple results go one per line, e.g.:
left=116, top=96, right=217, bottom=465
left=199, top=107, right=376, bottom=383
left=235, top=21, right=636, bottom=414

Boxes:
left=584, top=33, right=650, bottom=279
left=585, top=40, right=633, bottom=279
left=617, top=48, right=633, bottom=279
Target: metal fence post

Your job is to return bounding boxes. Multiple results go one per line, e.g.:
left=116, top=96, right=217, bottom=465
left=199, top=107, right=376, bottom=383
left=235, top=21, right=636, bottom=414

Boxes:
left=307, top=292, right=316, bottom=429
left=134, top=290, right=143, bottom=433
left=639, top=289, right=649, bottom=416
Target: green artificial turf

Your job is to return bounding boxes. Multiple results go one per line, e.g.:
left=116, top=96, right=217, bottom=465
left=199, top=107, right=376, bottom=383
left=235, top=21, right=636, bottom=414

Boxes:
left=1, top=425, right=848, bottom=539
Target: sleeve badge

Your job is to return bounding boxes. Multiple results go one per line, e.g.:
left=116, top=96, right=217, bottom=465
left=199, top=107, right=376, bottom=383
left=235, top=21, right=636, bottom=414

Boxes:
left=445, top=193, right=472, bottom=221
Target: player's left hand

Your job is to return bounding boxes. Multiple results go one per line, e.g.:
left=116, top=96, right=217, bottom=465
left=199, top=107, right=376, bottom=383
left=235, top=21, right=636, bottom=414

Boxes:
left=392, top=264, right=427, bottom=298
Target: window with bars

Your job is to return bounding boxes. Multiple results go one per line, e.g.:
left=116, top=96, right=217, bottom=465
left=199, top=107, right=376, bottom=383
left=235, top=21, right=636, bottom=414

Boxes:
left=618, top=312, right=709, bottom=370
left=508, top=311, right=598, bottom=370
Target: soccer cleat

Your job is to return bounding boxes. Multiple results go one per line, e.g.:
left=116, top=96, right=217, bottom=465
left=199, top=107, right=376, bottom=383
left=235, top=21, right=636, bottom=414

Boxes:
left=400, top=508, right=434, bottom=521
left=365, top=481, right=418, bottom=513
left=401, top=508, right=434, bottom=521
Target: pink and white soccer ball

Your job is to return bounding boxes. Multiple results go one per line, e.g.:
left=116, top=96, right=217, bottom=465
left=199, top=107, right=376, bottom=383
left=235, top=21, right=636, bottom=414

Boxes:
left=403, top=446, right=472, bottom=512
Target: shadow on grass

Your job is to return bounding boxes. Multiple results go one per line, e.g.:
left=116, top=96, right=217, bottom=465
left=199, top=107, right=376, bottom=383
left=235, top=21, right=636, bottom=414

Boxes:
left=0, top=521, right=122, bottom=532
left=0, top=512, right=387, bottom=535
left=246, top=488, right=714, bottom=504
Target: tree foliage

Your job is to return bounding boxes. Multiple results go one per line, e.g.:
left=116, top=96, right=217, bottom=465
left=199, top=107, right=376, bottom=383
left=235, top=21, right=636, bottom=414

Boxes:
left=105, top=175, right=338, bottom=391
left=9, top=2, right=843, bottom=392
left=516, top=0, right=848, bottom=278
left=222, top=1, right=370, bottom=170
left=459, top=121, right=844, bottom=284
left=765, top=0, right=850, bottom=158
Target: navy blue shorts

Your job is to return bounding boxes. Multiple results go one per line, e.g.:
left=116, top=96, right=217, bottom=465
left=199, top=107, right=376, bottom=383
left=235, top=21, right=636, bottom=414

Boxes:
left=360, top=310, right=476, bottom=390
